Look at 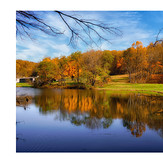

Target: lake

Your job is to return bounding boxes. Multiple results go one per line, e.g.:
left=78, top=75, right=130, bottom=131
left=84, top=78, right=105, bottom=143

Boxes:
left=16, top=87, right=163, bottom=152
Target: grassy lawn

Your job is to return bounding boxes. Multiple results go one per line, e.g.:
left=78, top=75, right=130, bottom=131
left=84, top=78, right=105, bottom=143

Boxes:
left=97, top=74, right=163, bottom=96
left=110, top=74, right=129, bottom=83
left=16, top=75, right=163, bottom=96
left=16, top=83, right=33, bottom=87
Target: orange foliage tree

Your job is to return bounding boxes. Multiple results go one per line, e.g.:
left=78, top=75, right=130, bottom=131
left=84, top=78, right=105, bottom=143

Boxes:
left=17, top=40, right=163, bottom=86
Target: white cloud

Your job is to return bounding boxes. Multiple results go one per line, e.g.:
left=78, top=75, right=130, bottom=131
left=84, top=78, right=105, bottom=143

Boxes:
left=45, top=40, right=71, bottom=54
left=81, top=11, right=155, bottom=51
left=16, top=11, right=159, bottom=62
left=16, top=37, right=72, bottom=62
left=16, top=39, right=48, bottom=62
left=97, top=11, right=155, bottom=50
left=45, top=12, right=72, bottom=38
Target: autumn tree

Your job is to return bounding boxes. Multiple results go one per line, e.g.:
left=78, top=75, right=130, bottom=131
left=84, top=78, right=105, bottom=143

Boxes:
left=123, top=48, right=135, bottom=82
left=56, top=56, right=68, bottom=85
left=16, top=59, right=37, bottom=78
left=68, top=51, right=82, bottom=83
left=36, top=57, right=56, bottom=86
left=147, top=42, right=163, bottom=73
left=81, top=50, right=103, bottom=86
left=110, top=50, right=125, bottom=75
left=81, top=50, right=113, bottom=86
left=17, top=40, right=163, bottom=87
left=123, top=41, right=148, bottom=83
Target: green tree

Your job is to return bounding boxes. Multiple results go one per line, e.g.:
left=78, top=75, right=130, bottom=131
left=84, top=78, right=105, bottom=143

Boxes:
left=99, top=50, right=114, bottom=83
left=81, top=50, right=103, bottom=86
left=36, top=57, right=56, bottom=85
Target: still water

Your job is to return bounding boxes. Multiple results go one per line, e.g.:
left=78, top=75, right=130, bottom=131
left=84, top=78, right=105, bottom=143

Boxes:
left=16, top=87, right=163, bottom=152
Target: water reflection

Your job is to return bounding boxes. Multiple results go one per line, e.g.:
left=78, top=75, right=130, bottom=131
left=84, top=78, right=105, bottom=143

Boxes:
left=17, top=89, right=163, bottom=138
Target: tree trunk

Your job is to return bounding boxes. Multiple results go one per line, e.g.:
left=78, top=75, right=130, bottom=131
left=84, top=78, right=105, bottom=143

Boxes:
left=77, top=66, right=79, bottom=83
left=129, top=72, right=131, bottom=83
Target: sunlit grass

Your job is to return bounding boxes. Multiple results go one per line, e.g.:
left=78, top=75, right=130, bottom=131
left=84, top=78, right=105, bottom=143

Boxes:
left=95, top=74, right=163, bottom=96
left=110, top=74, right=129, bottom=83
left=16, top=74, right=163, bottom=96
left=16, top=83, right=33, bottom=87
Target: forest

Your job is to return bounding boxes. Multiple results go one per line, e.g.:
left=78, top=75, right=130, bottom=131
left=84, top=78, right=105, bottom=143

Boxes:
left=16, top=41, right=163, bottom=88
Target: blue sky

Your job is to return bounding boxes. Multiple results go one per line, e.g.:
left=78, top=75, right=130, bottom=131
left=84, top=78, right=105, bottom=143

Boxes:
left=16, top=11, right=163, bottom=62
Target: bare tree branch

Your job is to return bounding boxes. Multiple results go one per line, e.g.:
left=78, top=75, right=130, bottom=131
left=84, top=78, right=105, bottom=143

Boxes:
left=153, top=28, right=163, bottom=46
left=16, top=11, right=122, bottom=47
left=55, top=11, right=122, bottom=47
left=16, top=11, right=63, bottom=38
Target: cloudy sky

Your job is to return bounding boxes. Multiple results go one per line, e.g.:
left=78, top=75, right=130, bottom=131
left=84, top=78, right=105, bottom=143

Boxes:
left=16, top=11, right=163, bottom=62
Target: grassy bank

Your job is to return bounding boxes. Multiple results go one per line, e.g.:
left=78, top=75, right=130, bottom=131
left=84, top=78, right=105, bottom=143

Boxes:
left=16, top=83, right=33, bottom=87
left=16, top=74, right=163, bottom=96
left=97, top=74, right=163, bottom=96
left=97, top=83, right=163, bottom=96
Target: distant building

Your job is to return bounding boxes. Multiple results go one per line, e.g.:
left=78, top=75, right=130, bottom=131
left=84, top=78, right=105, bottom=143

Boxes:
left=16, top=77, right=38, bottom=83
left=16, top=78, right=20, bottom=83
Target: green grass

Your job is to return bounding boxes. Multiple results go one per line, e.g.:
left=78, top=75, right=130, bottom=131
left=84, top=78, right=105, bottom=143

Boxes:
left=16, top=74, right=163, bottom=96
left=97, top=74, right=163, bottom=96
left=111, top=77, right=128, bottom=82
left=110, top=74, right=129, bottom=83
left=16, top=83, right=33, bottom=87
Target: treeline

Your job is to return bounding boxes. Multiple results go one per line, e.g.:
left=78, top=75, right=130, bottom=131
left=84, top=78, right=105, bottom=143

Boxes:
left=123, top=41, right=163, bottom=83
left=16, top=60, right=38, bottom=78
left=16, top=41, right=163, bottom=87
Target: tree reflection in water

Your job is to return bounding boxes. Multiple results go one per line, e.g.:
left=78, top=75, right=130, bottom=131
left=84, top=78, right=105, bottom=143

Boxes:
left=70, top=116, right=112, bottom=129
left=123, top=120, right=146, bottom=137
left=17, top=89, right=163, bottom=137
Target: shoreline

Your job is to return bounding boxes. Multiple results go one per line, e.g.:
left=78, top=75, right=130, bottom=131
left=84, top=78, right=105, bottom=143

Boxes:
left=16, top=83, right=163, bottom=96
